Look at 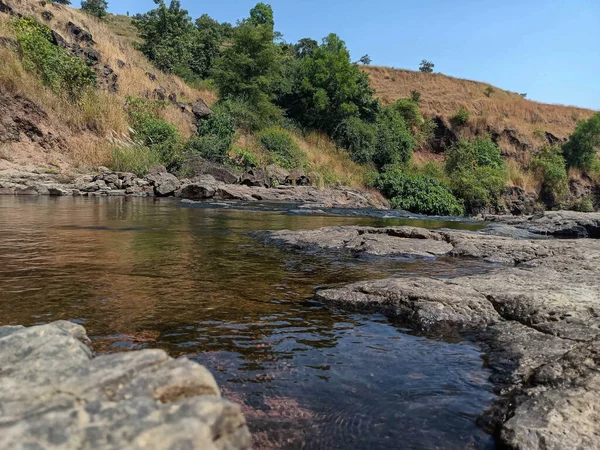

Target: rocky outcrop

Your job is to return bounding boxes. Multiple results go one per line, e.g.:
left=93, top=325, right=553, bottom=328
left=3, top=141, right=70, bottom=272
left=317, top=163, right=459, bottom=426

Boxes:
left=145, top=166, right=180, bottom=197
left=0, top=321, right=251, bottom=450
left=255, top=223, right=600, bottom=449
left=485, top=210, right=600, bottom=238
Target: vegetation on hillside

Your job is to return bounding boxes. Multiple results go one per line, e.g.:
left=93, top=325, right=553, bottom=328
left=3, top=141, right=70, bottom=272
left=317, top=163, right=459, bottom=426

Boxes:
left=2, top=0, right=598, bottom=215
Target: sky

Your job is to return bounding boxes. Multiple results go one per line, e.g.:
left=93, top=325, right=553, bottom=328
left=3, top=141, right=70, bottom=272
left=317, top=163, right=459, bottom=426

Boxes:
left=106, top=0, right=600, bottom=110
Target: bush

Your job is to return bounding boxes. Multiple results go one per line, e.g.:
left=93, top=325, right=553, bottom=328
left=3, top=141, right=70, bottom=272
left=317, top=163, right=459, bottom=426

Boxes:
left=214, top=98, right=281, bottom=131
left=110, top=145, right=162, bottom=177
left=81, top=0, right=108, bottom=18
left=531, top=145, right=569, bottom=201
left=484, top=86, right=495, bottom=97
left=563, top=112, right=600, bottom=170
left=410, top=90, right=422, bottom=104
left=373, top=107, right=416, bottom=169
left=419, top=60, right=434, bottom=73
left=375, top=168, right=464, bottom=216
left=571, top=197, right=595, bottom=212
left=126, top=98, right=183, bottom=170
left=334, top=117, right=377, bottom=164
left=184, top=113, right=236, bottom=164
left=13, top=18, right=96, bottom=100
left=229, top=147, right=259, bottom=170
left=451, top=107, right=470, bottom=126
left=259, top=128, right=305, bottom=170
left=389, top=99, right=422, bottom=129
left=446, top=137, right=507, bottom=212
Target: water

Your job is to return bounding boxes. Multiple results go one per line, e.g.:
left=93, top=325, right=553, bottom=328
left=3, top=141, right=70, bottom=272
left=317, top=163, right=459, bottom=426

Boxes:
left=0, top=196, right=495, bottom=449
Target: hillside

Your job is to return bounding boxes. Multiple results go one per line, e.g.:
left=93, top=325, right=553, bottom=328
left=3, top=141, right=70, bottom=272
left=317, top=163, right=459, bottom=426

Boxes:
left=364, top=66, right=596, bottom=161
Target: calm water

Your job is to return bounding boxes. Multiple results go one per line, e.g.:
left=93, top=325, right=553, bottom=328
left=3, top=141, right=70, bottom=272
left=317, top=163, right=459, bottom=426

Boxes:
left=0, top=197, right=494, bottom=449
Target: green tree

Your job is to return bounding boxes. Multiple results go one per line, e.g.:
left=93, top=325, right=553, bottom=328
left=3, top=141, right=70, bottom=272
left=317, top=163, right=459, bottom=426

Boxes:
left=213, top=3, right=286, bottom=121
left=419, top=60, right=434, bottom=73
left=53, top=0, right=71, bottom=4
left=563, top=112, right=600, bottom=170
left=279, top=33, right=379, bottom=135
left=373, top=106, right=415, bottom=169
left=81, top=0, right=108, bottom=18
left=358, top=54, right=371, bottom=65
left=293, top=38, right=318, bottom=59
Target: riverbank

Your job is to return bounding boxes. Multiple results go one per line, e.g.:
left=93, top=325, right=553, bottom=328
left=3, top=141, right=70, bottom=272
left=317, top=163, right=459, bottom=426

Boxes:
left=0, top=321, right=251, bottom=449
left=255, top=211, right=600, bottom=449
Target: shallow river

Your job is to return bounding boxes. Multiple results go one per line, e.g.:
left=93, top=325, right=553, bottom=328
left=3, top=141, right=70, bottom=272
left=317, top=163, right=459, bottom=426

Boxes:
left=0, top=197, right=495, bottom=449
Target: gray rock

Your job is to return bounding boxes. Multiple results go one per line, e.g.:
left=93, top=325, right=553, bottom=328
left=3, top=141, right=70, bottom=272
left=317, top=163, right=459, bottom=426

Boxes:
left=14, top=186, right=38, bottom=195
left=484, top=210, right=600, bottom=238
left=285, top=168, right=312, bottom=186
left=265, top=164, right=289, bottom=185
left=240, top=168, right=270, bottom=188
left=179, top=176, right=219, bottom=200
left=0, top=322, right=251, bottom=450
left=0, top=187, right=14, bottom=195
left=48, top=187, right=70, bottom=196
left=181, top=157, right=239, bottom=184
left=192, top=99, right=213, bottom=120
left=145, top=169, right=180, bottom=197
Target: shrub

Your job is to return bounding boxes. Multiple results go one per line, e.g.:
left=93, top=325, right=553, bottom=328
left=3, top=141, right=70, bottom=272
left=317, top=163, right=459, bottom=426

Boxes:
left=12, top=18, right=96, bottom=100
left=446, top=137, right=507, bottom=212
left=451, top=107, right=470, bottom=126
left=81, top=0, right=108, bottom=19
left=376, top=168, right=464, bottom=216
left=197, top=113, right=235, bottom=149
left=372, top=107, right=415, bottom=169
left=214, top=98, right=281, bottom=131
left=110, top=145, right=162, bottom=177
left=410, top=90, right=422, bottom=104
left=126, top=98, right=183, bottom=170
left=389, top=99, right=422, bottom=129
left=419, top=60, right=434, bottom=73
left=185, top=135, right=228, bottom=164
left=259, top=128, right=305, bottom=169
left=229, top=147, right=259, bottom=170
left=484, top=86, right=495, bottom=97
left=334, top=117, right=377, bottom=164
left=571, top=197, right=595, bottom=212
left=563, top=112, right=600, bottom=170
left=531, top=145, right=569, bottom=201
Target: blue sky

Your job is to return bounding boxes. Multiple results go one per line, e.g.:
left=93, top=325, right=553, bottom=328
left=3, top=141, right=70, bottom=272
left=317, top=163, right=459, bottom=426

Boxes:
left=106, top=0, right=599, bottom=110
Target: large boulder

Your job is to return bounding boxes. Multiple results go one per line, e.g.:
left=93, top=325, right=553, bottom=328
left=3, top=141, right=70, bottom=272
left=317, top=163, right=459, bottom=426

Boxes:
left=240, top=168, right=270, bottom=188
left=66, top=21, right=94, bottom=44
left=181, top=157, right=239, bottom=184
left=0, top=322, right=251, bottom=449
left=265, top=164, right=289, bottom=185
left=502, top=186, right=538, bottom=216
left=145, top=166, right=180, bottom=197
left=285, top=168, right=312, bottom=186
left=178, top=175, right=219, bottom=200
left=192, top=99, right=213, bottom=121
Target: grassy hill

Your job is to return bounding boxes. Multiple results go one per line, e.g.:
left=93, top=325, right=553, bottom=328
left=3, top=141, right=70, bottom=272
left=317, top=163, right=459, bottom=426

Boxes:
left=364, top=66, right=596, bottom=160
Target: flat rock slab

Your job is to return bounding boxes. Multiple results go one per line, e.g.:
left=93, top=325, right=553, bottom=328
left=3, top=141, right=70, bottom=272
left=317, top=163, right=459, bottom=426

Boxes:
left=485, top=210, right=600, bottom=238
left=0, top=322, right=251, bottom=450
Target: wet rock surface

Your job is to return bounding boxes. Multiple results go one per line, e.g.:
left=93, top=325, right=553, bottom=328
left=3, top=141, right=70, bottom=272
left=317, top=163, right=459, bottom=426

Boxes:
left=484, top=210, right=600, bottom=238
left=0, top=321, right=251, bottom=450
left=255, top=222, right=600, bottom=449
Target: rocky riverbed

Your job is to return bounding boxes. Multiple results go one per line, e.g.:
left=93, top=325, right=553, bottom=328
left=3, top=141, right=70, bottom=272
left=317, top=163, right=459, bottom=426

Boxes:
left=255, top=211, right=600, bottom=450
left=0, top=321, right=251, bottom=450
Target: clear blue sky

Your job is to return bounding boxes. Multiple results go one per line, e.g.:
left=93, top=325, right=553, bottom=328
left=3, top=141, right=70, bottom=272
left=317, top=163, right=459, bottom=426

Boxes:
left=105, top=0, right=599, bottom=110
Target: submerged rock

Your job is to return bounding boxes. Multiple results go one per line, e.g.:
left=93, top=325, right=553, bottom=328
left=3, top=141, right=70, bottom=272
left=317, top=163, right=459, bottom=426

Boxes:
left=0, top=321, right=251, bottom=450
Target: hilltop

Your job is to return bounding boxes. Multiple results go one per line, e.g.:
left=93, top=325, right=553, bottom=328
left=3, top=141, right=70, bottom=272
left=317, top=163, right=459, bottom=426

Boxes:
left=364, top=66, right=596, bottom=160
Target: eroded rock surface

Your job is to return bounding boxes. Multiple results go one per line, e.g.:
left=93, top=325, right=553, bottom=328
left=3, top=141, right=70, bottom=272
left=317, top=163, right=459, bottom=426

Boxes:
left=255, top=223, right=600, bottom=449
left=485, top=210, right=600, bottom=238
left=0, top=322, right=251, bottom=450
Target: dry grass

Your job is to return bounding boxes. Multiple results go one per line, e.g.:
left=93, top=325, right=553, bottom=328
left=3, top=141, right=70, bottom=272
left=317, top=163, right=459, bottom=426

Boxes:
left=506, top=159, right=538, bottom=192
left=0, top=0, right=219, bottom=170
left=365, top=66, right=596, bottom=156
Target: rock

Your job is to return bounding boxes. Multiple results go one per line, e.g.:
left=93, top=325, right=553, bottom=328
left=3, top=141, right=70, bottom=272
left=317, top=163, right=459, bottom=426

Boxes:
left=0, top=0, right=13, bottom=14
left=41, top=10, right=53, bottom=21
left=168, top=92, right=177, bottom=103
left=265, top=164, right=289, bottom=185
left=71, top=44, right=100, bottom=63
left=0, top=322, right=251, bottom=450
left=145, top=168, right=179, bottom=197
left=48, top=187, right=70, bottom=196
left=192, top=99, right=213, bottom=120
left=179, top=178, right=219, bottom=200
left=66, top=21, right=94, bottom=44
left=153, top=87, right=166, bottom=101
left=0, top=187, right=14, bottom=195
left=145, top=72, right=157, bottom=81
left=240, top=168, right=270, bottom=188
left=502, top=186, right=538, bottom=216
left=97, top=65, right=119, bottom=92
left=14, top=186, right=38, bottom=195
left=485, top=210, right=600, bottom=238
left=50, top=30, right=68, bottom=48
left=255, top=226, right=453, bottom=258
left=116, top=59, right=128, bottom=69
left=181, top=157, right=239, bottom=184
left=98, top=166, right=111, bottom=173
left=285, top=168, right=312, bottom=186
left=125, top=186, right=143, bottom=195
left=317, top=277, right=499, bottom=333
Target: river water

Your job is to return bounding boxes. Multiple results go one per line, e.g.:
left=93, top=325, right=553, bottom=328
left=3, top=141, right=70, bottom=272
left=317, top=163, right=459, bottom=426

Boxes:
left=0, top=196, right=495, bottom=449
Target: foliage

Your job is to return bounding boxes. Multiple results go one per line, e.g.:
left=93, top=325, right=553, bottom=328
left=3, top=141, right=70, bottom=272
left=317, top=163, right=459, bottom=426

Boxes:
left=125, top=98, right=182, bottom=170
left=410, top=90, right=422, bottom=104
left=214, top=97, right=282, bottom=132
left=419, top=60, right=434, bottom=73
left=279, top=33, right=379, bottom=136
left=451, top=107, right=470, bottom=126
left=563, top=112, right=600, bottom=169
left=81, top=0, right=108, bottom=18
left=375, top=168, right=464, bottom=216
left=188, top=113, right=235, bottom=163
left=229, top=147, right=259, bottom=170
left=531, top=145, right=569, bottom=201
left=12, top=18, right=96, bottom=100
left=259, top=128, right=305, bottom=169
left=389, top=99, right=422, bottom=129
left=484, top=86, right=495, bottom=97
left=110, top=144, right=162, bottom=177
left=358, top=54, right=371, bottom=65
left=372, top=106, right=415, bottom=169
left=334, top=117, right=376, bottom=164
left=52, top=0, right=71, bottom=3
left=134, top=1, right=229, bottom=80
left=446, top=137, right=507, bottom=212
left=213, top=4, right=286, bottom=118
left=571, top=197, right=595, bottom=212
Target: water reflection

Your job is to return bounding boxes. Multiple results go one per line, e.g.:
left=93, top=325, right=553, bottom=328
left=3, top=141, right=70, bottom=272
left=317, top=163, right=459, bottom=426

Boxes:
left=0, top=197, right=494, bottom=449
